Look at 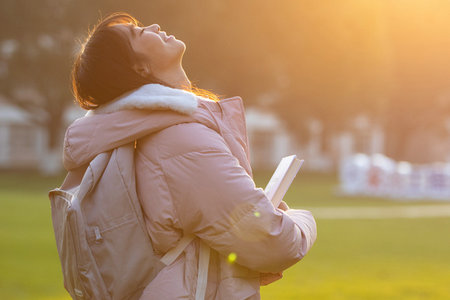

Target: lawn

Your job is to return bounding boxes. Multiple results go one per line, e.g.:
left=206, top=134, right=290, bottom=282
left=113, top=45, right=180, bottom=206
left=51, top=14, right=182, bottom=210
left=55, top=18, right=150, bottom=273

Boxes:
left=1, top=172, right=449, bottom=299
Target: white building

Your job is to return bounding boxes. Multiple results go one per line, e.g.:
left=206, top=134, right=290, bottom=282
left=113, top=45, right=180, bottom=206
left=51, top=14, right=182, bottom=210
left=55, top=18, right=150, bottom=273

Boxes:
left=245, top=109, right=386, bottom=172
left=0, top=97, right=47, bottom=170
left=0, top=98, right=84, bottom=174
left=2, top=98, right=447, bottom=174
left=245, top=107, right=298, bottom=170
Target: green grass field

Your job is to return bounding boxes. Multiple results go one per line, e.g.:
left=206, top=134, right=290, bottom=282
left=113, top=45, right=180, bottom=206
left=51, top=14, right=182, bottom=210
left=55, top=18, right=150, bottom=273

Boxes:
left=1, top=172, right=449, bottom=299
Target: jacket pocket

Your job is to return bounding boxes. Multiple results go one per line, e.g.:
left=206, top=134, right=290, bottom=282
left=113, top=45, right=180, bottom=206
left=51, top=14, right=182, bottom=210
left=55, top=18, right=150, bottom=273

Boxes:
left=65, top=209, right=91, bottom=299
left=87, top=215, right=164, bottom=300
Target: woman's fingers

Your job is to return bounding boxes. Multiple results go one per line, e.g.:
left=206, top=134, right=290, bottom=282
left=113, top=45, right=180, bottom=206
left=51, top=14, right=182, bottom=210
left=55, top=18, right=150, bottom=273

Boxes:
left=278, top=201, right=289, bottom=211
left=260, top=272, right=283, bottom=286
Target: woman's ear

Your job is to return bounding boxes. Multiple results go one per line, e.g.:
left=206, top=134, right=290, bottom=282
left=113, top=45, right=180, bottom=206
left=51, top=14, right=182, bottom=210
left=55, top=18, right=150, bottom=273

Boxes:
left=133, top=63, right=152, bottom=78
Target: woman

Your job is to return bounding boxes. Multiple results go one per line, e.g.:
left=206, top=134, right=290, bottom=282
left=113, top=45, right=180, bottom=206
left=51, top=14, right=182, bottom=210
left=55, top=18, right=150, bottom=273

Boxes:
left=66, top=12, right=316, bottom=299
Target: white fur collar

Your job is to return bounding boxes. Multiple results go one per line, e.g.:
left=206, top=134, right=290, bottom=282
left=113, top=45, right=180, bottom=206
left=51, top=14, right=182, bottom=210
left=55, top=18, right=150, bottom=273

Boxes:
left=86, top=84, right=201, bottom=116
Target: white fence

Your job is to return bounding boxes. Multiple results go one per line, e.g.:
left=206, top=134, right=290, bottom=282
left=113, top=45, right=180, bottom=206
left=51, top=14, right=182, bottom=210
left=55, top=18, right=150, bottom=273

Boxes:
left=339, top=154, right=450, bottom=201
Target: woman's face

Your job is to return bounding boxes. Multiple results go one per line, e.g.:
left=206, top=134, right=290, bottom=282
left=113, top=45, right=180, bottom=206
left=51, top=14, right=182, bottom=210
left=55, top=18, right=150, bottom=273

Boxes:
left=115, top=23, right=186, bottom=75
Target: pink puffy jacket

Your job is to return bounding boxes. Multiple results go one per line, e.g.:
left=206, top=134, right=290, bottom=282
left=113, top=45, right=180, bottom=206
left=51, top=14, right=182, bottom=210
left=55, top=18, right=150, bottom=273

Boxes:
left=63, top=84, right=317, bottom=299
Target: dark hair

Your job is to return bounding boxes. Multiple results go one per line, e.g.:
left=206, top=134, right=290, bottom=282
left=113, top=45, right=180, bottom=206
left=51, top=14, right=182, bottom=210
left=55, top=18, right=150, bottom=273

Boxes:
left=72, top=13, right=168, bottom=109
left=72, top=12, right=219, bottom=109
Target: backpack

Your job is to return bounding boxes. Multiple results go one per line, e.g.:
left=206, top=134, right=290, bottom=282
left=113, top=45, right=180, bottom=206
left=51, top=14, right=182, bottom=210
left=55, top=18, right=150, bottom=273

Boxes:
left=49, top=143, right=197, bottom=299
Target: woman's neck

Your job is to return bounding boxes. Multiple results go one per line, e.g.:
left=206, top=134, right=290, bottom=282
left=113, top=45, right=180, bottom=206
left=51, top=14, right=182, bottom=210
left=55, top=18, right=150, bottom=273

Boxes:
left=155, top=65, right=191, bottom=90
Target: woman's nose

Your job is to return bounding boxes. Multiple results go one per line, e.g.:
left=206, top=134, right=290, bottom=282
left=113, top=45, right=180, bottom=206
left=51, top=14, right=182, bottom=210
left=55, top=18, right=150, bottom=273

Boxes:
left=148, top=24, right=160, bottom=32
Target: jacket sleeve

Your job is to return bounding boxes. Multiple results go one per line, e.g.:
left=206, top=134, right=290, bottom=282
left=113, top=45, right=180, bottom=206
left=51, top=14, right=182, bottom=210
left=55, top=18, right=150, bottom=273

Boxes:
left=158, top=124, right=317, bottom=273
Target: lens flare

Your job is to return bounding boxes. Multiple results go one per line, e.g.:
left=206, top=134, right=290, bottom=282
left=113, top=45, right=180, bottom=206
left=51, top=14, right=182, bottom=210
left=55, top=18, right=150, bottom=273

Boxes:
left=227, top=252, right=237, bottom=264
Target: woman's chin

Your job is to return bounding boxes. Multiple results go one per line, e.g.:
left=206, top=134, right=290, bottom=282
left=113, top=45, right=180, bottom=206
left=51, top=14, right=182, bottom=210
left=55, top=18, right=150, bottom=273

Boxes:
left=175, top=39, right=186, bottom=49
left=176, top=40, right=187, bottom=54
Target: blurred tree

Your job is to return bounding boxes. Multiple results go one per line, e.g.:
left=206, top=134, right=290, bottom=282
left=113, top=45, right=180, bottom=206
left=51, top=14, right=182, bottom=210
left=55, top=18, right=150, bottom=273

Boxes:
left=267, top=0, right=393, bottom=152
left=1, top=0, right=449, bottom=164
left=0, top=0, right=99, bottom=151
left=384, top=0, right=450, bottom=161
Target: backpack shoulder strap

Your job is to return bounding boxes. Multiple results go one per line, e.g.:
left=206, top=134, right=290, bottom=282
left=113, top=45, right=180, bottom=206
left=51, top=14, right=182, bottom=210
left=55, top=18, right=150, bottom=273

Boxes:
left=160, top=235, right=210, bottom=300
left=160, top=234, right=195, bottom=266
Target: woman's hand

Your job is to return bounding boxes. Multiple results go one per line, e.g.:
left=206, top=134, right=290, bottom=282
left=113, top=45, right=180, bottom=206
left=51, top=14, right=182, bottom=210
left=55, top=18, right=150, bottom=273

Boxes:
left=260, top=272, right=283, bottom=286
left=278, top=201, right=289, bottom=211
left=258, top=201, right=288, bottom=285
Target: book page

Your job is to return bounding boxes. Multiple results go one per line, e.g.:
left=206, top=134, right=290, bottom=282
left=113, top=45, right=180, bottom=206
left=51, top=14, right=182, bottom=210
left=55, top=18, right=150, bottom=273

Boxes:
left=264, top=155, right=304, bottom=207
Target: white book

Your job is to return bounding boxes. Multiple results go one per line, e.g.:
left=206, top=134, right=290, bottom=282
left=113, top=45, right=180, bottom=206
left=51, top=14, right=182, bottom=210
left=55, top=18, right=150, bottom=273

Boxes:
left=264, top=155, right=304, bottom=207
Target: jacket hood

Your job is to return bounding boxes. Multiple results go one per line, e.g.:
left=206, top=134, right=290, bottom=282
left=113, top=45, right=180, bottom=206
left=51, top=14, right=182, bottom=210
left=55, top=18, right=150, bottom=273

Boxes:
left=87, top=83, right=199, bottom=116
left=63, top=84, right=209, bottom=171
